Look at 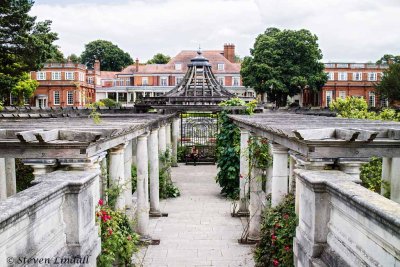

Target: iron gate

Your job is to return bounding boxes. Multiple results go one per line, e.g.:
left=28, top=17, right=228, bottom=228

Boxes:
left=180, top=112, right=218, bottom=163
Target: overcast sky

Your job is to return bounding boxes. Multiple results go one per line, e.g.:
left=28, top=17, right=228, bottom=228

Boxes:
left=32, top=0, right=400, bottom=62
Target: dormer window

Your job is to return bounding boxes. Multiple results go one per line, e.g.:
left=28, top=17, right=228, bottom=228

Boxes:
left=175, top=63, right=182, bottom=71
left=217, top=63, right=225, bottom=71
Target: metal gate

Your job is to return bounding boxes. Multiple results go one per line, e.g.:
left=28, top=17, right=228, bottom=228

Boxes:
left=180, top=112, right=218, bottom=163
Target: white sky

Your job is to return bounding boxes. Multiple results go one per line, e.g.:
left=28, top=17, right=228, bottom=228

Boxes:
left=31, top=0, right=400, bottom=62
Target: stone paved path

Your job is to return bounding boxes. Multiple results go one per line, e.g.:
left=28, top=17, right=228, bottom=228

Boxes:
left=133, top=164, right=255, bottom=267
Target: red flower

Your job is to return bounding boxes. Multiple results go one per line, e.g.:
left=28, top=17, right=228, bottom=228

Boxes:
left=273, top=259, right=279, bottom=266
left=274, top=223, right=280, bottom=228
left=285, top=245, right=290, bottom=252
left=283, top=214, right=289, bottom=220
left=107, top=228, right=113, bottom=235
left=271, top=234, right=277, bottom=240
left=98, top=199, right=104, bottom=206
left=261, top=139, right=268, bottom=144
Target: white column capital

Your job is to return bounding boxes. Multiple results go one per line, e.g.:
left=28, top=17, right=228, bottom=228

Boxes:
left=271, top=143, right=288, bottom=154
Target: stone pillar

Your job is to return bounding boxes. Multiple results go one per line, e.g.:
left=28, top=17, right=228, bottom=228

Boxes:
left=148, top=129, right=161, bottom=216
left=238, top=129, right=250, bottom=215
left=288, top=155, right=296, bottom=193
left=136, top=134, right=150, bottom=237
left=23, top=159, right=58, bottom=179
left=124, top=140, right=133, bottom=214
left=248, top=163, right=263, bottom=241
left=100, top=155, right=108, bottom=200
left=171, top=118, right=179, bottom=167
left=109, top=144, right=126, bottom=210
left=0, top=158, right=6, bottom=200
left=390, top=157, right=400, bottom=204
left=166, top=123, right=172, bottom=153
left=132, top=138, right=137, bottom=167
left=338, top=160, right=365, bottom=183
left=381, top=157, right=391, bottom=197
left=158, top=125, right=167, bottom=155
left=5, top=158, right=16, bottom=197
left=271, top=143, right=289, bottom=207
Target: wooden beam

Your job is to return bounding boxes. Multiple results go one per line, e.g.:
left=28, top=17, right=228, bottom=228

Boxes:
left=59, top=130, right=103, bottom=142
left=16, top=129, right=44, bottom=143
left=35, top=130, right=59, bottom=143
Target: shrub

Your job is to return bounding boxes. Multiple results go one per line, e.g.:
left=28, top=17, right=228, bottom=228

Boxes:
left=15, top=159, right=34, bottom=192
left=131, top=165, right=137, bottom=193
left=100, top=98, right=121, bottom=108
left=255, top=194, right=297, bottom=267
left=159, top=149, right=180, bottom=199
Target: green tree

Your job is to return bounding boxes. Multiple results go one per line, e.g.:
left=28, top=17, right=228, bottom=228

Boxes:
left=11, top=73, right=38, bottom=106
left=0, top=0, right=59, bottom=99
left=80, top=40, right=133, bottom=71
left=147, top=53, right=171, bottom=64
left=241, top=28, right=327, bottom=106
left=376, top=54, right=400, bottom=65
left=46, top=45, right=65, bottom=63
left=66, top=53, right=81, bottom=63
left=375, top=63, right=400, bottom=103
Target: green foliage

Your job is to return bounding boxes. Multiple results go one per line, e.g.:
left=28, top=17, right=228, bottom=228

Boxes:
left=360, top=157, right=390, bottom=198
left=100, top=98, right=121, bottom=108
left=159, top=149, right=180, bottom=199
left=376, top=54, right=400, bottom=65
left=241, top=27, right=327, bottom=106
left=255, top=194, right=297, bottom=267
left=0, top=0, right=59, bottom=99
left=177, top=146, right=186, bottom=162
left=80, top=40, right=133, bottom=71
left=15, top=159, right=34, bottom=192
left=249, top=137, right=272, bottom=171
left=104, top=180, right=124, bottom=210
left=66, top=53, right=81, bottom=63
left=96, top=202, right=139, bottom=267
left=131, top=165, right=137, bottom=193
left=375, top=63, right=400, bottom=103
left=86, top=101, right=105, bottom=124
left=46, top=46, right=65, bottom=63
left=147, top=53, right=171, bottom=64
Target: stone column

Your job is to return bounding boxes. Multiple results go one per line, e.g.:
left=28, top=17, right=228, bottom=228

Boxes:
left=109, top=144, right=126, bottom=210
left=238, top=129, right=250, bottom=215
left=338, top=160, right=365, bottom=183
left=5, top=158, right=16, bottom=197
left=271, top=143, right=289, bottom=208
left=171, top=118, right=179, bottom=167
left=136, top=134, right=150, bottom=237
left=381, top=157, right=391, bottom=197
left=23, top=159, right=58, bottom=179
left=0, top=158, right=6, bottom=200
left=248, top=163, right=263, bottom=241
left=132, top=138, right=137, bottom=167
left=158, top=125, right=167, bottom=155
left=288, top=155, right=296, bottom=193
left=124, top=140, right=133, bottom=214
left=390, top=157, right=400, bottom=204
left=148, top=129, right=161, bottom=216
left=100, top=155, right=108, bottom=200
left=166, top=123, right=172, bottom=153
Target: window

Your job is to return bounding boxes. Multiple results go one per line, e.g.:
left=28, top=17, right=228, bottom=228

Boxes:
left=353, top=72, right=362, bottom=81
left=325, top=91, right=333, bottom=107
left=175, top=63, right=182, bottom=70
left=324, top=63, right=335, bottom=68
left=87, top=77, right=94, bottom=84
left=160, top=77, right=168, bottom=86
left=67, top=91, right=74, bottom=105
left=65, top=72, right=74, bottom=80
left=54, top=91, right=60, bottom=105
left=232, top=77, right=240, bottom=86
left=339, top=91, right=346, bottom=99
left=350, top=64, right=365, bottom=68
left=217, top=77, right=224, bottom=85
left=338, top=72, right=347, bottom=81
left=51, top=71, right=61, bottom=80
left=337, top=63, right=349, bottom=68
left=176, top=77, right=183, bottom=85
left=125, top=78, right=130, bottom=86
left=217, top=63, right=225, bottom=71
left=368, top=72, right=377, bottom=81
left=368, top=92, right=376, bottom=107
left=326, top=72, right=334, bottom=81
left=380, top=98, right=389, bottom=107
left=78, top=72, right=85, bottom=82
left=37, top=72, right=46, bottom=80
left=142, top=77, right=148, bottom=86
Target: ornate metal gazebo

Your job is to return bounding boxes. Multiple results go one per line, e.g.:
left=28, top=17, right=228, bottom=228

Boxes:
left=137, top=50, right=233, bottom=111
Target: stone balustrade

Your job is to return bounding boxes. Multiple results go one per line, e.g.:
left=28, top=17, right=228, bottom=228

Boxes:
left=294, top=169, right=400, bottom=267
left=0, top=170, right=101, bottom=266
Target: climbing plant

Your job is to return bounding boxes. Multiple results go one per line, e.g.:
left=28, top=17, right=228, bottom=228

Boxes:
left=255, top=193, right=297, bottom=267
left=15, top=159, right=35, bottom=192
left=159, top=149, right=180, bottom=198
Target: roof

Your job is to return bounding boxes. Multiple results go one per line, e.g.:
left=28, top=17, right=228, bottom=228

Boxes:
left=100, top=71, right=119, bottom=79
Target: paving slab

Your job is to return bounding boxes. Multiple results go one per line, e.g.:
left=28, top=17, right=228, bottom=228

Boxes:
left=134, top=164, right=255, bottom=267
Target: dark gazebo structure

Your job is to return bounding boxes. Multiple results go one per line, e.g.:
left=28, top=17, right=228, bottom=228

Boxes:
left=137, top=50, right=234, bottom=111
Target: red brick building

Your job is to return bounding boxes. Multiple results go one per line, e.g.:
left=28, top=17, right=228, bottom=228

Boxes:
left=28, top=61, right=100, bottom=108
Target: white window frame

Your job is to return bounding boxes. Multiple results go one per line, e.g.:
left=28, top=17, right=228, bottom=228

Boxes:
left=325, top=91, right=333, bottom=107
left=339, top=91, right=346, bottom=99
left=232, top=77, right=240, bottom=86
left=67, top=91, right=74, bottom=105
left=175, top=63, right=182, bottom=71
left=217, top=63, right=225, bottom=71
left=65, top=71, right=74, bottom=80
left=217, top=77, right=225, bottom=86
left=142, top=77, right=148, bottom=86
left=87, top=77, right=94, bottom=84
left=160, top=77, right=168, bottom=86
left=54, top=91, right=60, bottom=105
left=368, top=92, right=376, bottom=107
left=368, top=72, right=377, bottom=81
left=37, top=71, right=46, bottom=80
left=352, top=72, right=363, bottom=81
left=176, top=77, right=183, bottom=85
left=338, top=72, right=348, bottom=81
left=51, top=71, right=61, bottom=80
left=78, top=72, right=85, bottom=82
left=326, top=72, right=334, bottom=81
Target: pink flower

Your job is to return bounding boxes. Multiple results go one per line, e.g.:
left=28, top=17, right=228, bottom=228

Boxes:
left=107, top=228, right=113, bottom=235
left=285, top=245, right=290, bottom=252
left=98, top=199, right=104, bottom=206
left=283, top=213, right=289, bottom=220
left=273, top=259, right=279, bottom=266
left=271, top=234, right=277, bottom=240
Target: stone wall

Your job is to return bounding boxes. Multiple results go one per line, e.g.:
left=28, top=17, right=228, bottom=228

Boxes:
left=294, top=169, right=400, bottom=267
left=0, top=170, right=101, bottom=266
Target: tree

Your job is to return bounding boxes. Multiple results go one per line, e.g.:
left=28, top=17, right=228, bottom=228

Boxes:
left=375, top=63, right=400, bottom=104
left=241, top=28, right=327, bottom=106
left=0, top=0, right=59, bottom=99
left=46, top=45, right=65, bottom=63
left=11, top=73, right=38, bottom=106
left=147, top=53, right=171, bottom=64
left=376, top=54, right=400, bottom=65
left=80, top=40, right=133, bottom=71
left=66, top=53, right=81, bottom=63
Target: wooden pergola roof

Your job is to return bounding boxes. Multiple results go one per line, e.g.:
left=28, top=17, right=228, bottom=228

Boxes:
left=0, top=113, right=177, bottom=159
left=230, top=112, right=400, bottom=160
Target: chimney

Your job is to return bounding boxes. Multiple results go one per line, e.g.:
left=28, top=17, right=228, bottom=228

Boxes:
left=223, top=43, right=235, bottom=63
left=135, top=58, right=139, bottom=72
left=94, top=60, right=100, bottom=72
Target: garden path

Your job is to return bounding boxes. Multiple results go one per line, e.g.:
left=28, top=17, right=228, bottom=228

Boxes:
left=133, top=164, right=255, bottom=267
